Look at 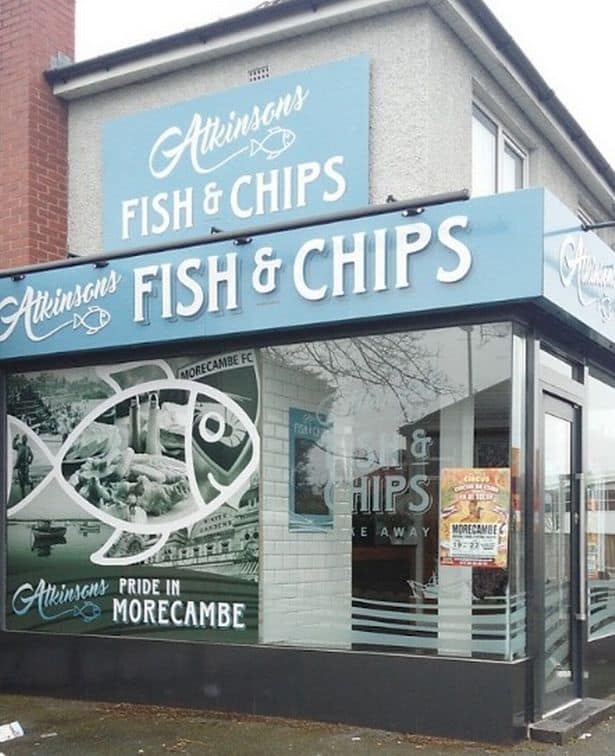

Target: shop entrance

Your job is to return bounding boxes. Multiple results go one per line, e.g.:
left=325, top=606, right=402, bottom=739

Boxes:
left=541, top=393, right=584, bottom=715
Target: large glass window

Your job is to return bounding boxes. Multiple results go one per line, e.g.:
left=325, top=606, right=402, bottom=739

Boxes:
left=472, top=106, right=497, bottom=197
left=587, top=371, right=615, bottom=640
left=4, top=326, right=527, bottom=659
left=472, top=104, right=527, bottom=197
left=261, top=323, right=526, bottom=659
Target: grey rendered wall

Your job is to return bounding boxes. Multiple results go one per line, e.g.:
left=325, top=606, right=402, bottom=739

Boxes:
left=424, top=13, right=614, bottom=236
left=67, top=6, right=433, bottom=254
left=67, top=4, right=613, bottom=254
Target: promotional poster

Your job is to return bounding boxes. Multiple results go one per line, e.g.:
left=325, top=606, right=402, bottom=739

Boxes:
left=288, top=408, right=334, bottom=531
left=439, top=468, right=510, bottom=569
left=6, top=351, right=260, bottom=642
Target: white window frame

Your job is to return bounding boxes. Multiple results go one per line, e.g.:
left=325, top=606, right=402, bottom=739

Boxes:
left=577, top=205, right=594, bottom=228
left=472, top=102, right=529, bottom=195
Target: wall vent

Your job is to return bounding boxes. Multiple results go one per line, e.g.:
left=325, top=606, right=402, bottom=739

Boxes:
left=248, top=65, right=270, bottom=82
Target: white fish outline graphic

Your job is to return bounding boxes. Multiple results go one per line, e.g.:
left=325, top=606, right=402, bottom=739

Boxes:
left=53, top=378, right=260, bottom=566
left=72, top=306, right=110, bottom=336
left=249, top=127, right=296, bottom=160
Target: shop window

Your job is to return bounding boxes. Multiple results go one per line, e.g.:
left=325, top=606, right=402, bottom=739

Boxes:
left=472, top=104, right=527, bottom=197
left=587, top=371, right=615, bottom=640
left=540, top=346, right=582, bottom=382
left=5, top=352, right=261, bottom=644
left=261, top=323, right=526, bottom=660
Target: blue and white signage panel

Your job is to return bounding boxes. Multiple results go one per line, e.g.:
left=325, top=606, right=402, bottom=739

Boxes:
left=103, top=57, right=370, bottom=252
left=0, top=190, right=545, bottom=361
left=543, top=191, right=615, bottom=344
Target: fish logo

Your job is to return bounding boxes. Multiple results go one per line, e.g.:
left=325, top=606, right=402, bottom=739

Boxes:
left=75, top=601, right=102, bottom=623
left=50, top=377, right=260, bottom=566
left=172, top=126, right=298, bottom=174
left=249, top=127, right=296, bottom=160
left=72, top=306, right=110, bottom=336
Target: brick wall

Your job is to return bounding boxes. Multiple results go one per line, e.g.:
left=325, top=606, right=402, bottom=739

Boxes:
left=0, top=0, right=74, bottom=269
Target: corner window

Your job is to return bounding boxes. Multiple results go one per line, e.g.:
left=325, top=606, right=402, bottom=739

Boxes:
left=262, top=323, right=526, bottom=660
left=472, top=104, right=527, bottom=197
left=587, top=370, right=615, bottom=641
left=577, top=206, right=594, bottom=228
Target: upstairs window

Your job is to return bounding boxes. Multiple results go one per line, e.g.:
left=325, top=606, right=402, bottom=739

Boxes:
left=472, top=104, right=527, bottom=197
left=577, top=206, right=594, bottom=228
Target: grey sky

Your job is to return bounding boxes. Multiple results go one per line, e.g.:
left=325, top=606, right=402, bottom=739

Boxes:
left=75, top=0, right=614, bottom=168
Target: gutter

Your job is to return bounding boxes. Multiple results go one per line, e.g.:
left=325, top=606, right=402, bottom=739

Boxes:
left=45, top=0, right=343, bottom=85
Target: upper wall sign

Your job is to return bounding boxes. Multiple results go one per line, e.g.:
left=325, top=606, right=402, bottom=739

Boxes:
left=103, top=57, right=370, bottom=253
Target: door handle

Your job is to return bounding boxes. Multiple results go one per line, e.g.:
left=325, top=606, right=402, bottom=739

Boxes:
left=575, top=472, right=587, bottom=622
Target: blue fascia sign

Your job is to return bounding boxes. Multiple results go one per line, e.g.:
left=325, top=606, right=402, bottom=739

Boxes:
left=543, top=191, right=615, bottom=344
left=103, top=57, right=370, bottom=252
left=0, top=189, right=552, bottom=361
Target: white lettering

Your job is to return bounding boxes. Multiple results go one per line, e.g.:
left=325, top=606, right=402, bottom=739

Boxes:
left=176, top=259, right=204, bottom=317
left=151, top=192, right=171, bottom=235
left=332, top=232, right=366, bottom=296
left=437, top=215, right=471, bottom=283
left=294, top=239, right=328, bottom=300
left=230, top=175, right=253, bottom=219
left=148, top=85, right=310, bottom=179
left=134, top=265, right=159, bottom=323
left=122, top=198, right=140, bottom=240
left=296, top=161, right=321, bottom=207
left=322, top=155, right=346, bottom=203
left=395, top=223, right=432, bottom=288
left=207, top=254, right=238, bottom=312
left=0, top=273, right=121, bottom=343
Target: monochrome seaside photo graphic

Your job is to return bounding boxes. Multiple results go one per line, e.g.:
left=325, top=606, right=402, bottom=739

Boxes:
left=62, top=387, right=195, bottom=527
left=6, top=352, right=261, bottom=641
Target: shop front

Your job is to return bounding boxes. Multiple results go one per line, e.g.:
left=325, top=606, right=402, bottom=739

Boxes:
left=1, top=188, right=615, bottom=741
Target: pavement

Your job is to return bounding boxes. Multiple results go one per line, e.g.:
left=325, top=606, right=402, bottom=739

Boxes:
left=0, top=694, right=614, bottom=755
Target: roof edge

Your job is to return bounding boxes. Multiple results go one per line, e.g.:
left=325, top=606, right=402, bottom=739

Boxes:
left=45, top=0, right=329, bottom=85
left=45, top=0, right=614, bottom=195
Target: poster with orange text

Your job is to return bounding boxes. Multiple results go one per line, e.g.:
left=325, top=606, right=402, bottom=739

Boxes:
left=439, top=468, right=510, bottom=568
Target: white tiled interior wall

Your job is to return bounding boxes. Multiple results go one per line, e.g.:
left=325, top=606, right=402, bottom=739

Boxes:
left=260, top=355, right=352, bottom=647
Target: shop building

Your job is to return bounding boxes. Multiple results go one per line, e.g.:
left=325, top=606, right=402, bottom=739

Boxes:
left=1, top=0, right=615, bottom=743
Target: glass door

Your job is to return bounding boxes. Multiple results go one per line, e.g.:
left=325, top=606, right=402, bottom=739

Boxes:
left=541, top=394, right=584, bottom=714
